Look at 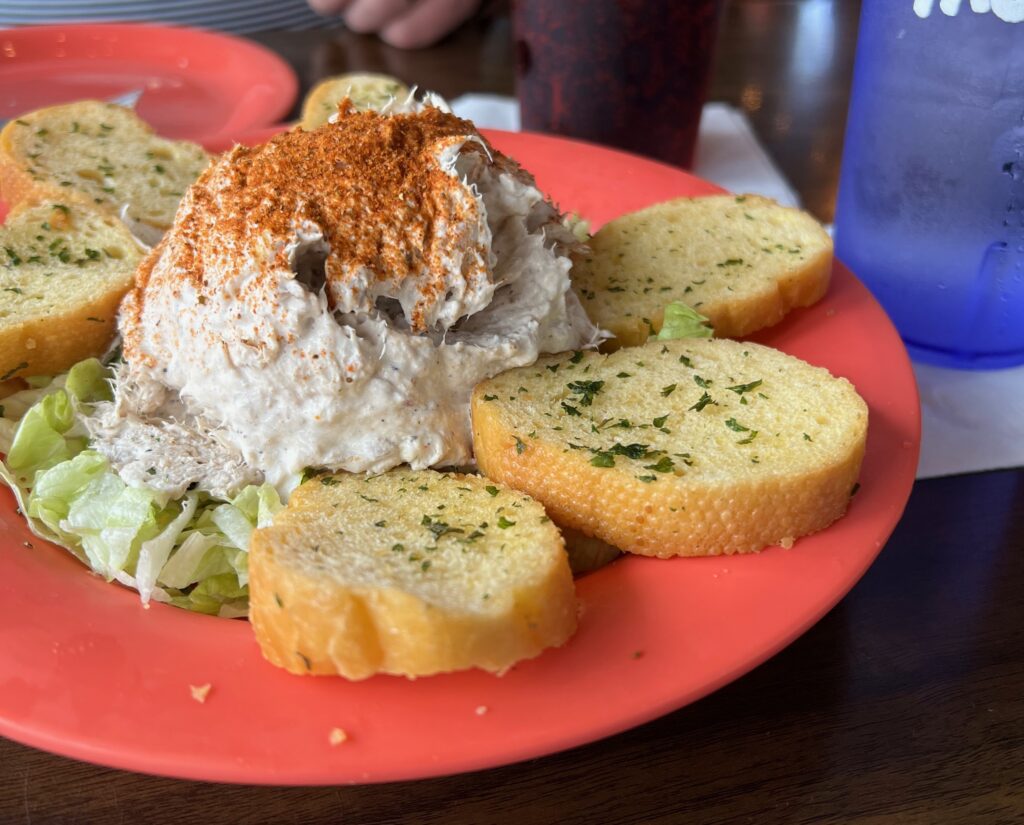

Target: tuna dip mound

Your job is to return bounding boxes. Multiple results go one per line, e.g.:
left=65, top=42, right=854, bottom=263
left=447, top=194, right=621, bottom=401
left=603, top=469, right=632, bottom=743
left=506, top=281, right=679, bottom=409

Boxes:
left=86, top=103, right=601, bottom=496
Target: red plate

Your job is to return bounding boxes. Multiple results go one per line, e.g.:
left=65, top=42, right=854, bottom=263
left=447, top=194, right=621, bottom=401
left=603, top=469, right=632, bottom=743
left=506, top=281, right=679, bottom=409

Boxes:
left=0, top=24, right=297, bottom=141
left=0, top=129, right=920, bottom=784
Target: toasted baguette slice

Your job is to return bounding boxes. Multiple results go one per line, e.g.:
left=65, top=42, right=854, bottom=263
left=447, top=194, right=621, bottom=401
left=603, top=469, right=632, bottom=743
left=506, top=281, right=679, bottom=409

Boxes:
left=0, top=201, right=144, bottom=379
left=472, top=339, right=867, bottom=557
left=300, top=73, right=412, bottom=130
left=572, top=195, right=832, bottom=347
left=249, top=469, right=577, bottom=680
left=0, top=101, right=209, bottom=238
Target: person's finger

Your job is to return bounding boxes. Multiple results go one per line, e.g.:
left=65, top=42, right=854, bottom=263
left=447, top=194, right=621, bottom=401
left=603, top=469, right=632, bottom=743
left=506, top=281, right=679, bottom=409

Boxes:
left=380, top=0, right=481, bottom=49
left=343, top=0, right=414, bottom=33
left=307, top=0, right=353, bottom=15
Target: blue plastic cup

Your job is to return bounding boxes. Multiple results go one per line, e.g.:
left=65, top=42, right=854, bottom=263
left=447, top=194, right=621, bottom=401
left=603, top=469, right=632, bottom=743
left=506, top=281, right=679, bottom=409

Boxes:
left=835, top=0, right=1024, bottom=369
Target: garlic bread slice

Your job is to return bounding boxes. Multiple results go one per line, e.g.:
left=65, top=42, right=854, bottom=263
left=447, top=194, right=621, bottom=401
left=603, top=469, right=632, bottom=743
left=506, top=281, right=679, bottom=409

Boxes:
left=572, top=195, right=832, bottom=347
left=0, top=101, right=209, bottom=238
left=249, top=469, right=576, bottom=680
left=0, top=201, right=144, bottom=379
left=472, top=339, right=867, bottom=557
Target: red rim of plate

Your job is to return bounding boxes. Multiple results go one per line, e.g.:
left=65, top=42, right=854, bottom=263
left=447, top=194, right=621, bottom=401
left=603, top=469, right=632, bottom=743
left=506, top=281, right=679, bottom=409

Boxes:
left=0, top=23, right=298, bottom=141
left=0, top=129, right=921, bottom=784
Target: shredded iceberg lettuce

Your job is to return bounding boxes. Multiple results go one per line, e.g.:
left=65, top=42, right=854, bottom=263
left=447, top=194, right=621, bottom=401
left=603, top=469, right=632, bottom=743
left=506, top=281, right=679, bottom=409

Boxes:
left=562, top=211, right=592, bottom=244
left=0, top=358, right=281, bottom=616
left=656, top=302, right=714, bottom=341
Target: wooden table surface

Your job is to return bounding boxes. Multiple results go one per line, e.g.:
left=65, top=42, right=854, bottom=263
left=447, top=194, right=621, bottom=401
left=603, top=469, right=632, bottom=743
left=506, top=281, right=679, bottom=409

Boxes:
left=3, top=2, right=1023, bottom=822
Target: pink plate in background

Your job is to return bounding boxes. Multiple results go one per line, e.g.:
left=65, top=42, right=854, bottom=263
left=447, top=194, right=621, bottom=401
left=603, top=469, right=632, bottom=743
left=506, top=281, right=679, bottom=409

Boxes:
left=0, top=129, right=921, bottom=784
left=0, top=24, right=297, bottom=141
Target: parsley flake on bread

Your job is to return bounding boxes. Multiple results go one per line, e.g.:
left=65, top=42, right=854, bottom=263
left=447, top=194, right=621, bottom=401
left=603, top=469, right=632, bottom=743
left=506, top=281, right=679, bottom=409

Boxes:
left=471, top=339, right=868, bottom=557
left=571, top=195, right=833, bottom=347
left=248, top=469, right=576, bottom=679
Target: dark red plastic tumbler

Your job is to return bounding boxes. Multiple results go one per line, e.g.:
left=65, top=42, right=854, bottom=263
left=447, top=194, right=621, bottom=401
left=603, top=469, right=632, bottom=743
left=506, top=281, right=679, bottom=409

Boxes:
left=514, top=0, right=721, bottom=169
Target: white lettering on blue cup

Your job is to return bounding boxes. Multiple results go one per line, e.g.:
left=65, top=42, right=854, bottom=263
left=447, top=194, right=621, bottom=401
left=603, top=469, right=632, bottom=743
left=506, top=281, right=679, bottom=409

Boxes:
left=914, top=0, right=1024, bottom=20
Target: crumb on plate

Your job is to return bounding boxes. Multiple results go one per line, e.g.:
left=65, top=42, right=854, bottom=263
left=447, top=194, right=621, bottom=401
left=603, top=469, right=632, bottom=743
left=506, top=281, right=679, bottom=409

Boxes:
left=189, top=683, right=212, bottom=703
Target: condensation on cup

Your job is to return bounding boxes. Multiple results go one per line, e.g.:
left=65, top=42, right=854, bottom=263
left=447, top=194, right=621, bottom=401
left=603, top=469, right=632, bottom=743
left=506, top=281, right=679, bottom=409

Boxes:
left=835, top=0, right=1024, bottom=368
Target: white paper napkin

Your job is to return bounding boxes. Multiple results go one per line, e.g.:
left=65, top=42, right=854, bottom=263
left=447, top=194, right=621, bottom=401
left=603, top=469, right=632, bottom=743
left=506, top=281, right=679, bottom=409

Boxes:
left=914, top=362, right=1024, bottom=478
left=451, top=94, right=1024, bottom=479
